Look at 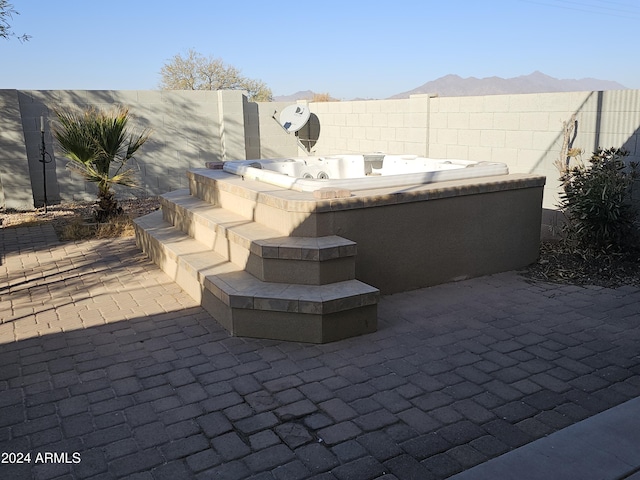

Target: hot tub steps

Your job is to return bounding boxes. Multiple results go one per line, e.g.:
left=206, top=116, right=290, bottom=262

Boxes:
left=134, top=210, right=378, bottom=343
left=159, top=189, right=357, bottom=285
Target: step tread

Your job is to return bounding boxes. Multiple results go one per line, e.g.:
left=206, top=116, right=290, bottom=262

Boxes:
left=162, top=190, right=356, bottom=259
left=135, top=212, right=378, bottom=314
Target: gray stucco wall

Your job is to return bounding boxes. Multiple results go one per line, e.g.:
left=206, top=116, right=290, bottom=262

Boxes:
left=0, top=89, right=252, bottom=210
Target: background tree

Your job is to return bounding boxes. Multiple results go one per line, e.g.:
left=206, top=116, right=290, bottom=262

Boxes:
left=54, top=106, right=152, bottom=222
left=160, top=49, right=272, bottom=102
left=1, top=0, right=30, bottom=41
left=311, top=92, right=338, bottom=102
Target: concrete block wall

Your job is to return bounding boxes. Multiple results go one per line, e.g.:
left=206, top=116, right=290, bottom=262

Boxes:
left=307, top=95, right=432, bottom=157
left=254, top=101, right=299, bottom=159
left=3, top=87, right=639, bottom=216
left=0, top=89, right=249, bottom=209
left=428, top=90, right=640, bottom=209
left=0, top=90, right=34, bottom=210
left=305, top=90, right=640, bottom=211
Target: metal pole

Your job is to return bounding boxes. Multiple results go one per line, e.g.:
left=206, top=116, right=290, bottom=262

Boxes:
left=40, top=116, right=48, bottom=213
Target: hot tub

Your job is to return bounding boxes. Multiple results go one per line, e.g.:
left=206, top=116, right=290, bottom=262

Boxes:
left=222, top=154, right=509, bottom=192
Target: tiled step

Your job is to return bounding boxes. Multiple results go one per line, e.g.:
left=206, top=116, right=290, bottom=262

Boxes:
left=187, top=169, right=330, bottom=236
left=160, top=190, right=356, bottom=285
left=133, top=211, right=378, bottom=343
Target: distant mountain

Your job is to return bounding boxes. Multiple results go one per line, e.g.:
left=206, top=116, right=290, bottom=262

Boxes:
left=389, top=71, right=627, bottom=98
left=274, top=72, right=627, bottom=102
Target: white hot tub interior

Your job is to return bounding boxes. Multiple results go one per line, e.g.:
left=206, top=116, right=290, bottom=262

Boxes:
left=223, top=154, right=509, bottom=192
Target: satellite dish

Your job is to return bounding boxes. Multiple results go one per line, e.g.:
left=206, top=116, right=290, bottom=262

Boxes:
left=279, top=104, right=311, bottom=133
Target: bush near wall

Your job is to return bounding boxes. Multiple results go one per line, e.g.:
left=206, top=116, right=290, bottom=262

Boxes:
left=559, top=147, right=640, bottom=255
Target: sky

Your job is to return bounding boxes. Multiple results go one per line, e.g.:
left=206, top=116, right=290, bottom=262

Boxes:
left=2, top=0, right=640, bottom=100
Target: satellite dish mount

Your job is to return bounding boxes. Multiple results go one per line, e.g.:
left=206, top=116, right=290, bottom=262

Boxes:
left=273, top=104, right=314, bottom=153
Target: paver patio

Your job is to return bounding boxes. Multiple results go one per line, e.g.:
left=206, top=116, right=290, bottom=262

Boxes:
left=2, top=224, right=640, bottom=479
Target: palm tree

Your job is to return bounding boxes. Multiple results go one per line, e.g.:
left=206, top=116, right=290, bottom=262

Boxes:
left=54, top=106, right=152, bottom=222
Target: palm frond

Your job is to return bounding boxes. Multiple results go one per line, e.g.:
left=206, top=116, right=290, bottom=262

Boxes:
left=53, top=108, right=98, bottom=164
left=125, top=128, right=153, bottom=160
left=53, top=104, right=151, bottom=219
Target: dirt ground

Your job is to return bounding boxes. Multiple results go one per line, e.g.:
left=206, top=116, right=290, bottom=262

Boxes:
left=0, top=197, right=160, bottom=239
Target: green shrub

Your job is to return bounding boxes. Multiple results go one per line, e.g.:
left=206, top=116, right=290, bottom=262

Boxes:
left=53, top=106, right=151, bottom=222
left=559, top=147, right=639, bottom=254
